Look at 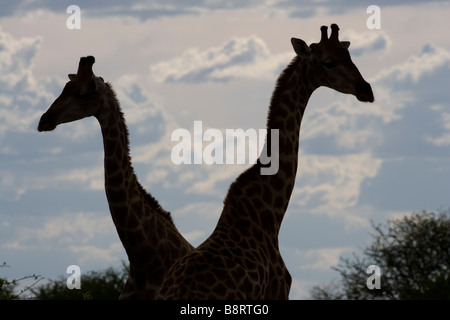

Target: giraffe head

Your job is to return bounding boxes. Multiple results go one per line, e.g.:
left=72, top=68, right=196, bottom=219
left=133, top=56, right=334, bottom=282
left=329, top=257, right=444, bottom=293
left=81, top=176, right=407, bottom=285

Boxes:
left=38, top=56, right=106, bottom=132
left=291, top=24, right=374, bottom=102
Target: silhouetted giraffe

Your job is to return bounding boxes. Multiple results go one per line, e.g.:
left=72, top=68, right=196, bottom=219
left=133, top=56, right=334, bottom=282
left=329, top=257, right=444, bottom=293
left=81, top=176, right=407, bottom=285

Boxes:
left=156, top=24, right=374, bottom=299
left=38, top=56, right=194, bottom=299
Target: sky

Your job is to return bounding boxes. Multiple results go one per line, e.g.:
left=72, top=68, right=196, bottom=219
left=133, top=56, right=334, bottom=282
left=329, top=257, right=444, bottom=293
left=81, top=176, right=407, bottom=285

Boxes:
left=0, top=1, right=449, bottom=299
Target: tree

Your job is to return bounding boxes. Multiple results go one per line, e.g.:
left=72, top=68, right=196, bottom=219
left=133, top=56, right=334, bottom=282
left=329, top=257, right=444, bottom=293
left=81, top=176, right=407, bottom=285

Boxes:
left=0, top=262, right=43, bottom=300
left=31, top=262, right=129, bottom=300
left=310, top=210, right=450, bottom=300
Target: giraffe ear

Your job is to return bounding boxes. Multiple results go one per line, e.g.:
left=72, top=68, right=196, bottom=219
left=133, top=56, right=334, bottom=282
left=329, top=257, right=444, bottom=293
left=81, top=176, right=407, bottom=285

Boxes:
left=68, top=74, right=77, bottom=81
left=341, top=41, right=350, bottom=49
left=291, top=38, right=311, bottom=57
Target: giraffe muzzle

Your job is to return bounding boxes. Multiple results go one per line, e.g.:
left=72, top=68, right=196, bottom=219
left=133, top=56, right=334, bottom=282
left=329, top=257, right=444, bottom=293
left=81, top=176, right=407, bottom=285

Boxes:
left=356, top=81, right=375, bottom=102
left=356, top=81, right=374, bottom=103
left=37, top=111, right=57, bottom=132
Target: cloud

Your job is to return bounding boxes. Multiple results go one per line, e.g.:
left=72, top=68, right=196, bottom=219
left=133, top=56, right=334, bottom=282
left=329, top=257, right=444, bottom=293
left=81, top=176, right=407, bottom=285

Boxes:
left=35, top=212, right=111, bottom=241
left=132, top=118, right=269, bottom=197
left=0, top=27, right=40, bottom=90
left=426, top=105, right=450, bottom=147
left=115, top=75, right=168, bottom=129
left=69, top=242, right=124, bottom=265
left=0, top=169, right=50, bottom=201
left=144, top=36, right=450, bottom=235
left=181, top=229, right=206, bottom=244
left=293, top=42, right=450, bottom=228
left=2, top=4, right=449, bottom=300
left=370, top=44, right=450, bottom=155
left=0, top=159, right=104, bottom=201
left=0, top=26, right=49, bottom=137
left=149, top=35, right=291, bottom=83
left=1, top=1, right=199, bottom=19
left=289, top=278, right=320, bottom=300
left=293, top=153, right=382, bottom=228
left=344, top=30, right=390, bottom=56
left=302, top=42, right=450, bottom=154
left=271, top=0, right=437, bottom=18
left=0, top=24, right=180, bottom=199
left=175, top=201, right=222, bottom=218
left=291, top=40, right=448, bottom=227
left=53, top=166, right=104, bottom=191
left=172, top=202, right=225, bottom=246
left=2, top=0, right=271, bottom=20
left=1, top=0, right=443, bottom=27
left=293, top=247, right=354, bottom=271
left=2, top=212, right=115, bottom=250
left=374, top=43, right=450, bottom=83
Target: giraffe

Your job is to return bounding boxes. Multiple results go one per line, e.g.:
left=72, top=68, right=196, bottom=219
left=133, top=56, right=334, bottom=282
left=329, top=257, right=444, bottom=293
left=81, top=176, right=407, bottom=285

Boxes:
left=37, top=56, right=194, bottom=299
left=156, top=24, right=374, bottom=299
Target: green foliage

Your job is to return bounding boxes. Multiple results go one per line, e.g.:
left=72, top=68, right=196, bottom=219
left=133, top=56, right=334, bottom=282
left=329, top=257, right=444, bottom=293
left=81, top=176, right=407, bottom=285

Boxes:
left=310, top=210, right=450, bottom=300
left=0, top=262, right=43, bottom=300
left=31, top=262, right=129, bottom=300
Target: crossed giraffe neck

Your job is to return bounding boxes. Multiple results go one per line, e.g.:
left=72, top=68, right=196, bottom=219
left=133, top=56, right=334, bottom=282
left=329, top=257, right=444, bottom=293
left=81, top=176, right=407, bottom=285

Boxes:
left=156, top=24, right=374, bottom=299
left=37, top=56, right=193, bottom=299
left=97, top=86, right=194, bottom=299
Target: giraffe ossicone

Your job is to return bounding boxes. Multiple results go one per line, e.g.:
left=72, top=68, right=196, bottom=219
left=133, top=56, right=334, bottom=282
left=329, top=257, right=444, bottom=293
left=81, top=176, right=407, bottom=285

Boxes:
left=38, top=56, right=194, bottom=299
left=156, top=24, right=374, bottom=300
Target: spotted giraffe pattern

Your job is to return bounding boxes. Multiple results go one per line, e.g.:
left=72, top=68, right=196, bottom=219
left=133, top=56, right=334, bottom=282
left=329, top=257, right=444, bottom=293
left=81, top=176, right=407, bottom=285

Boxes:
left=38, top=56, right=194, bottom=299
left=156, top=24, right=374, bottom=300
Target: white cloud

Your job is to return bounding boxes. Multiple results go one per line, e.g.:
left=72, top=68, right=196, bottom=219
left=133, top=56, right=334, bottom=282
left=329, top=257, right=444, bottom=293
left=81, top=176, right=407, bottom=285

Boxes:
left=293, top=247, right=353, bottom=271
left=174, top=201, right=222, bottom=219
left=52, top=118, right=99, bottom=142
left=34, top=212, right=111, bottom=242
left=301, top=88, right=411, bottom=153
left=172, top=201, right=224, bottom=246
left=0, top=163, right=103, bottom=201
left=289, top=278, right=318, bottom=300
left=0, top=25, right=41, bottom=90
left=426, top=105, right=450, bottom=147
left=343, top=29, right=390, bottom=56
left=185, top=164, right=245, bottom=196
left=427, top=132, right=450, bottom=147
left=54, top=166, right=104, bottom=191
left=300, top=42, right=450, bottom=152
left=2, top=2, right=450, bottom=299
left=181, top=229, right=206, bottom=244
left=293, top=153, right=382, bottom=228
left=0, top=26, right=49, bottom=137
left=132, top=125, right=260, bottom=197
left=368, top=44, right=450, bottom=154
left=149, top=35, right=291, bottom=83
left=2, top=212, right=114, bottom=251
left=294, top=42, right=450, bottom=231
left=3, top=240, right=28, bottom=250
left=0, top=170, right=45, bottom=201
left=69, top=242, right=124, bottom=265
left=373, top=43, right=450, bottom=83
left=115, top=75, right=167, bottom=126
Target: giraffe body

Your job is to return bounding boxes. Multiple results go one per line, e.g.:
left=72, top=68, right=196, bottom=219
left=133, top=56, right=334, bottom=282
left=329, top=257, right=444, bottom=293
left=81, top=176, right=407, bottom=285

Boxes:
left=156, top=24, right=374, bottom=299
left=38, top=57, right=193, bottom=299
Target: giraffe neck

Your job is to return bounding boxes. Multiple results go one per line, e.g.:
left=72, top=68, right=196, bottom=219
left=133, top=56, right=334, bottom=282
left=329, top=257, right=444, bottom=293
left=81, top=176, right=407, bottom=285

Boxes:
left=94, top=83, right=193, bottom=299
left=262, top=56, right=318, bottom=225
left=94, top=83, right=172, bottom=257
left=219, top=56, right=318, bottom=238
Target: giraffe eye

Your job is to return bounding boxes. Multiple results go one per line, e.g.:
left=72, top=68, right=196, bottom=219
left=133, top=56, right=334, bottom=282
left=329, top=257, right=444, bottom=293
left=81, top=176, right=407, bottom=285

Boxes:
left=323, top=60, right=337, bottom=69
left=74, top=91, right=87, bottom=99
